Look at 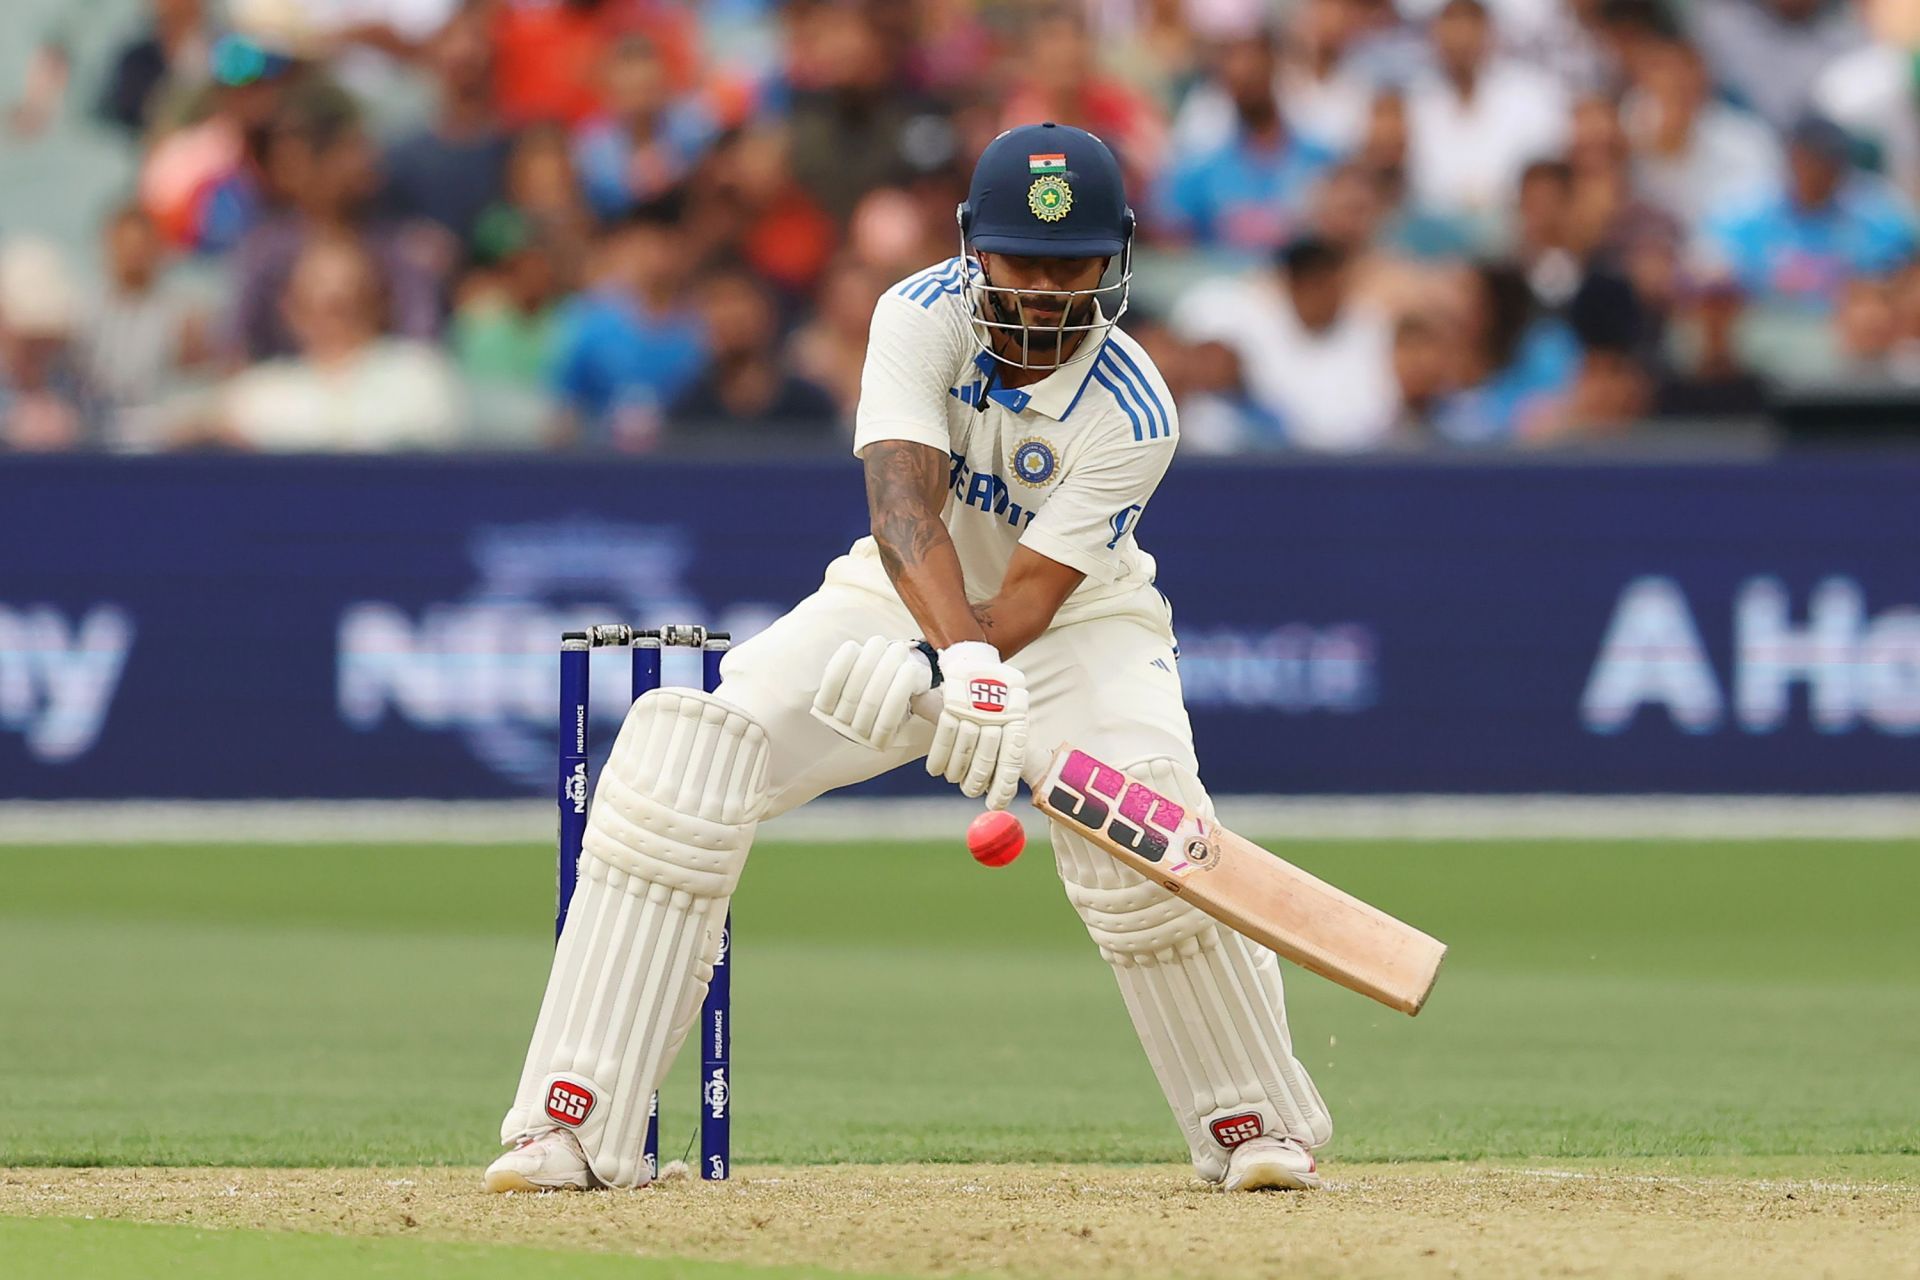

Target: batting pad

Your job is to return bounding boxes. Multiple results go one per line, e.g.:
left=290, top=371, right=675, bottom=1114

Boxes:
left=502, top=689, right=768, bottom=1187
left=1050, top=756, right=1332, bottom=1183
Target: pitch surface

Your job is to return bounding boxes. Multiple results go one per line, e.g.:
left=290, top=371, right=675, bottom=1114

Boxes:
left=3, top=836, right=1916, bottom=1275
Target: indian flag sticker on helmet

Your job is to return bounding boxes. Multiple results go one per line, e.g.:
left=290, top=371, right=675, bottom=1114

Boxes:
left=1028, top=153, right=1067, bottom=174
left=1028, top=175, right=1072, bottom=222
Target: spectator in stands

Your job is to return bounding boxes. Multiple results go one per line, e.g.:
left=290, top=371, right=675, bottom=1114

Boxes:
left=1500, top=0, right=1621, bottom=94
left=1565, top=96, right=1684, bottom=271
left=98, top=0, right=214, bottom=136
left=573, top=35, right=718, bottom=221
left=1344, top=0, right=1430, bottom=89
left=1170, top=7, right=1342, bottom=156
left=451, top=210, right=562, bottom=446
left=381, top=6, right=512, bottom=248
left=138, top=32, right=308, bottom=254
left=671, top=267, right=837, bottom=443
left=285, top=0, right=464, bottom=122
left=548, top=201, right=709, bottom=452
left=1390, top=312, right=1455, bottom=434
left=0, top=239, right=94, bottom=451
left=1698, top=115, right=1917, bottom=311
left=1280, top=0, right=1377, bottom=152
left=1621, top=36, right=1781, bottom=229
left=1878, top=261, right=1920, bottom=378
left=488, top=0, right=700, bottom=129
left=214, top=235, right=462, bottom=451
left=789, top=255, right=888, bottom=425
left=1830, top=274, right=1901, bottom=377
left=474, top=124, right=599, bottom=293
left=1516, top=161, right=1590, bottom=310
left=228, top=88, right=444, bottom=363
left=1654, top=276, right=1771, bottom=415
left=1536, top=271, right=1656, bottom=438
left=82, top=204, right=213, bottom=451
left=455, top=211, right=560, bottom=383
left=1350, top=93, right=1480, bottom=260
left=1690, top=0, right=1866, bottom=133
left=682, top=127, right=837, bottom=296
left=1308, top=161, right=1459, bottom=320
left=1100, top=0, right=1207, bottom=115
left=1406, top=0, right=1570, bottom=230
left=1171, top=237, right=1400, bottom=451
left=1813, top=0, right=1920, bottom=202
left=999, top=7, right=1164, bottom=181
left=1432, top=261, right=1580, bottom=443
left=1155, top=28, right=1338, bottom=253
left=784, top=4, right=937, bottom=226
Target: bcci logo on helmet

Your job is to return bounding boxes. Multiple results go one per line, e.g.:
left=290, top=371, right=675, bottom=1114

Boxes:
left=704, top=1067, right=728, bottom=1118
left=1028, top=174, right=1072, bottom=222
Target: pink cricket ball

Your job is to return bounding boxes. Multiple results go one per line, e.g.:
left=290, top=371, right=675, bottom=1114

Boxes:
left=966, top=809, right=1026, bottom=867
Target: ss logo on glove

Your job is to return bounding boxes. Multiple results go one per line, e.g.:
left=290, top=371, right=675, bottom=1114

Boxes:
left=969, top=678, right=1008, bottom=712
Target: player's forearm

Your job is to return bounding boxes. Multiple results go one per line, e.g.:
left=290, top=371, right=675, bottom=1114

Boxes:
left=968, top=597, right=1046, bottom=658
left=970, top=547, right=1085, bottom=658
left=882, top=532, right=987, bottom=648
left=864, top=440, right=990, bottom=649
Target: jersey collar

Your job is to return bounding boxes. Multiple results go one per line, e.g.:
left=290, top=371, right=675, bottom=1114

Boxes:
left=972, top=332, right=1107, bottom=422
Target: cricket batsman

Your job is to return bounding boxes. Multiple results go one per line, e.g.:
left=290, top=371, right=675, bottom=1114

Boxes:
left=486, top=123, right=1332, bottom=1194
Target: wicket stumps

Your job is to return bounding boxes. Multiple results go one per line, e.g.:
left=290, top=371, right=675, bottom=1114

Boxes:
left=557, top=623, right=732, bottom=1182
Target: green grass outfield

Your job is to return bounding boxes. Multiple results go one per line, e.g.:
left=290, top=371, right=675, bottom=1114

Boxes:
left=0, top=1218, right=872, bottom=1280
left=3, top=835, right=1916, bottom=1169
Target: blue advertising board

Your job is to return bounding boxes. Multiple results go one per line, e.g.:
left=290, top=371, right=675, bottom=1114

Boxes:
left=2, top=453, right=1916, bottom=797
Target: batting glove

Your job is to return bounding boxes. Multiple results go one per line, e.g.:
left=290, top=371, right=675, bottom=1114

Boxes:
left=926, top=641, right=1029, bottom=811
left=810, top=636, right=933, bottom=750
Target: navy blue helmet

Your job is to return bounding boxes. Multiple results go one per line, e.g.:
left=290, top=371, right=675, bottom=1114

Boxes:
left=956, top=122, right=1134, bottom=368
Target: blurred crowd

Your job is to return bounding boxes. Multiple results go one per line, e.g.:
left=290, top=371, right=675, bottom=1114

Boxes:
left=5, top=0, right=1920, bottom=455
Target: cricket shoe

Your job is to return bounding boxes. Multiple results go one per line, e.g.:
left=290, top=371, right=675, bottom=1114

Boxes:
left=483, top=1128, right=602, bottom=1192
left=1221, top=1135, right=1321, bottom=1192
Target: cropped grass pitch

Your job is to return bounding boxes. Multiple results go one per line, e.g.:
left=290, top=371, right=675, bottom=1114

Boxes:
left=2, top=835, right=1916, bottom=1276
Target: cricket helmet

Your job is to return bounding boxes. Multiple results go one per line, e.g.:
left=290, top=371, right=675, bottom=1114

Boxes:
left=956, top=122, right=1133, bottom=369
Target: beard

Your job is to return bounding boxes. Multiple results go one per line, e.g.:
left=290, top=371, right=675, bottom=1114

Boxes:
left=986, top=290, right=1100, bottom=362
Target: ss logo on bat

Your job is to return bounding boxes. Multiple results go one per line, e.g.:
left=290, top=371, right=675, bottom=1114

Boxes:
left=1047, top=750, right=1189, bottom=863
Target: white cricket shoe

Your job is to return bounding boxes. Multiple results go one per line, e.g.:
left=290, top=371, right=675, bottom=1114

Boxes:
left=1221, top=1135, right=1321, bottom=1192
left=483, top=1128, right=601, bottom=1193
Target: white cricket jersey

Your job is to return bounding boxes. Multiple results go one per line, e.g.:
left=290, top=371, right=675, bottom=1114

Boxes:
left=848, top=257, right=1179, bottom=623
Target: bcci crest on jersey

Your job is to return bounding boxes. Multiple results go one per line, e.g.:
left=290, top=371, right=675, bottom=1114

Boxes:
left=1011, top=438, right=1058, bottom=487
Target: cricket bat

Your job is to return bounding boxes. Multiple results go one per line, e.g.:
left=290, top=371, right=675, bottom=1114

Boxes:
left=1033, top=746, right=1447, bottom=1016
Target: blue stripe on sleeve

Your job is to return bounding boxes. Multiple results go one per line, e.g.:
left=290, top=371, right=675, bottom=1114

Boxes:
left=1092, top=362, right=1146, bottom=441
left=898, top=258, right=964, bottom=307
left=1095, top=350, right=1157, bottom=440
left=1103, top=343, right=1171, bottom=439
left=895, top=260, right=950, bottom=298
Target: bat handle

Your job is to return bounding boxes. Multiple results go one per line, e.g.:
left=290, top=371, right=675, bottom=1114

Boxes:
left=912, top=688, right=944, bottom=724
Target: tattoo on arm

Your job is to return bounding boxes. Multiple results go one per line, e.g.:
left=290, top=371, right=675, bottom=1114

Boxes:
left=864, top=441, right=946, bottom=579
